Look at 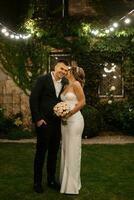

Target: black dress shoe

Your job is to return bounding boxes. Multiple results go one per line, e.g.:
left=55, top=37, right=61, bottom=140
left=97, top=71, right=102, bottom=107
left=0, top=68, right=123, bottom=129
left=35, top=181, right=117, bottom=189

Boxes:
left=33, top=184, right=44, bottom=193
left=47, top=181, right=60, bottom=191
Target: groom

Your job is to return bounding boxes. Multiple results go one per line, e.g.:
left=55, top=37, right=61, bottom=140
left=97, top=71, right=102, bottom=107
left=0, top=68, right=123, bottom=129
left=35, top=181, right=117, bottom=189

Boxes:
left=29, top=60, right=69, bottom=193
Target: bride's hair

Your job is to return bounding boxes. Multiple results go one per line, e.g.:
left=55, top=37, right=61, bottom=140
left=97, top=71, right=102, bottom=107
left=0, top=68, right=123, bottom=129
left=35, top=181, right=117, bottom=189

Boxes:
left=69, top=63, right=85, bottom=87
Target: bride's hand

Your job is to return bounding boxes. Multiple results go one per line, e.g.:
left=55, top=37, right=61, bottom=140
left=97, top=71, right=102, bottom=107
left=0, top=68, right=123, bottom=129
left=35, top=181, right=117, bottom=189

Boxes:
left=64, top=110, right=74, bottom=119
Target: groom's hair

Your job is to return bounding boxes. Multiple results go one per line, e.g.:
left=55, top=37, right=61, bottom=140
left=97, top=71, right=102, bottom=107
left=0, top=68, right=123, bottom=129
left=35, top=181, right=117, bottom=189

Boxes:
left=57, top=59, right=69, bottom=66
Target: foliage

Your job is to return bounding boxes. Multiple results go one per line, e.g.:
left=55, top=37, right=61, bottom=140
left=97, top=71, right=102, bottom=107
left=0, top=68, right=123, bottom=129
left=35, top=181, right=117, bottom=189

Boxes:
left=0, top=15, right=134, bottom=135
left=7, top=129, right=33, bottom=140
left=98, top=101, right=134, bottom=135
left=0, top=108, right=14, bottom=135
left=0, top=17, right=133, bottom=98
left=81, top=105, right=102, bottom=138
left=123, top=55, right=134, bottom=100
left=0, top=107, right=33, bottom=139
left=0, top=35, right=48, bottom=94
left=82, top=71, right=133, bottom=135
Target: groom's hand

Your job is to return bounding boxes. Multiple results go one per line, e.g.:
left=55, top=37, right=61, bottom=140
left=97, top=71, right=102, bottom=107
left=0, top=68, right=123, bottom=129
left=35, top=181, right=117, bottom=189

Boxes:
left=36, top=119, right=47, bottom=127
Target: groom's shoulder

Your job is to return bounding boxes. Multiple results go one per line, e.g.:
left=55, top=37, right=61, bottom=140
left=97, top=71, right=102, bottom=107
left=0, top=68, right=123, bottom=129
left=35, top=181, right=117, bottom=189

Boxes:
left=37, top=73, right=50, bottom=81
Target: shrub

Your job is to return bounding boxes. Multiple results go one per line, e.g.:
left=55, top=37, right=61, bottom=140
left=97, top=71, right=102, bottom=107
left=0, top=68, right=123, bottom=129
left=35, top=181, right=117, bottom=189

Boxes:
left=81, top=105, right=102, bottom=138
left=7, top=129, right=33, bottom=140
left=118, top=102, right=134, bottom=135
left=0, top=108, right=15, bottom=136
left=0, top=108, right=34, bottom=139
left=99, top=101, right=134, bottom=135
left=98, top=102, right=122, bottom=131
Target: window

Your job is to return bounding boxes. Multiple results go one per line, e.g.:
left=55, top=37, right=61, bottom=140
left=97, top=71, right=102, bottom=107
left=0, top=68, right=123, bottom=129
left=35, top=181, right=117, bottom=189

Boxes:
left=98, top=62, right=124, bottom=97
left=48, top=53, right=71, bottom=71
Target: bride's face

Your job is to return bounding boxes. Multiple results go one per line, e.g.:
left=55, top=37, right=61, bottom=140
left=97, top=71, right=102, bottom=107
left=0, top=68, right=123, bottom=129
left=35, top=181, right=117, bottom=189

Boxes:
left=66, top=70, right=71, bottom=79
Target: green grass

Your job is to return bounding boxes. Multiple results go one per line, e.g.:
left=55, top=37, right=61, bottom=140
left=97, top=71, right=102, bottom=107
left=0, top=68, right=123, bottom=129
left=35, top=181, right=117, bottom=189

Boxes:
left=0, top=143, right=134, bottom=200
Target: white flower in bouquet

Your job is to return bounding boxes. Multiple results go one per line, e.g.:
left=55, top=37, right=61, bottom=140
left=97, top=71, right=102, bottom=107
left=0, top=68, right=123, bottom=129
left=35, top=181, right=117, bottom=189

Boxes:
left=53, top=102, right=70, bottom=117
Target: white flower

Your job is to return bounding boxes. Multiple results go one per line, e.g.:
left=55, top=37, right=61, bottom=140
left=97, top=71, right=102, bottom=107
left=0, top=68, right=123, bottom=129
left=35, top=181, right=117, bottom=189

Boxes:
left=53, top=102, right=70, bottom=117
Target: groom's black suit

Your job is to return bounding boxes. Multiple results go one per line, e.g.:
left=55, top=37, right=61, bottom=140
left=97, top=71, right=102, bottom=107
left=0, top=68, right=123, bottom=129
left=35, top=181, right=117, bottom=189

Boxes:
left=30, top=73, right=67, bottom=186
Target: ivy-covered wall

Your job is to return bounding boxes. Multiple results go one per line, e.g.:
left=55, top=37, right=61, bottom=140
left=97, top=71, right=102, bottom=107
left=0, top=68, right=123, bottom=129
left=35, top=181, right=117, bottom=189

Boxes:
left=0, top=17, right=134, bottom=135
left=0, top=17, right=134, bottom=101
left=0, top=36, right=49, bottom=94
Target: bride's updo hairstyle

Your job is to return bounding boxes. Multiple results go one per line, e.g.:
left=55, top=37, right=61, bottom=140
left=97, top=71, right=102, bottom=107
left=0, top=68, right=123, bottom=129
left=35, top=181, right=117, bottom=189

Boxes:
left=69, top=61, right=85, bottom=87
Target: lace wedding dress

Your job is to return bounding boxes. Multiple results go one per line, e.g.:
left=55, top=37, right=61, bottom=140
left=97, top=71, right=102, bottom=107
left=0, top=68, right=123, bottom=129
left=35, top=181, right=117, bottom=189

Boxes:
left=60, top=92, right=84, bottom=194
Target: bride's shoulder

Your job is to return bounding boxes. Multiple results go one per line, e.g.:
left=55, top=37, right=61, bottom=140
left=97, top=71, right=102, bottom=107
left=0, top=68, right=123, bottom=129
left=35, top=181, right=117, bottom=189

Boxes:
left=72, top=81, right=81, bottom=88
left=72, top=81, right=83, bottom=94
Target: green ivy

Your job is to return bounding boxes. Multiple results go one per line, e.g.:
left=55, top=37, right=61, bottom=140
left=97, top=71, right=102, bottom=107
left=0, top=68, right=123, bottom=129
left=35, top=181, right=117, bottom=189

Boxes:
left=0, top=36, right=49, bottom=94
left=0, top=16, right=134, bottom=134
left=0, top=17, right=133, bottom=103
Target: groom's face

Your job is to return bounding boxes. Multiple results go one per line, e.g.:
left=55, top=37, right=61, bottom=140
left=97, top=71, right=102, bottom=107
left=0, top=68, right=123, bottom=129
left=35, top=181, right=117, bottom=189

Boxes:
left=54, top=63, right=68, bottom=80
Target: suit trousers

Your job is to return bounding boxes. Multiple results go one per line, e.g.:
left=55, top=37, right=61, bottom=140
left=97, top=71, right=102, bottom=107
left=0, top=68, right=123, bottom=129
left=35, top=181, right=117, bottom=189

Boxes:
left=34, top=119, right=61, bottom=185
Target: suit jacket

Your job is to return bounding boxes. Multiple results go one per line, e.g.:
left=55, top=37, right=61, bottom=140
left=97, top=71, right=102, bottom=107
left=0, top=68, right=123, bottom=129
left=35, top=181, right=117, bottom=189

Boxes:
left=29, top=73, right=68, bottom=123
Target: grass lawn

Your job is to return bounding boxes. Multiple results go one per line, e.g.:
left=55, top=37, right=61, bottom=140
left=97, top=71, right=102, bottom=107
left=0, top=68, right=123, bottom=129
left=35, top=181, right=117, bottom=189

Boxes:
left=0, top=143, right=134, bottom=200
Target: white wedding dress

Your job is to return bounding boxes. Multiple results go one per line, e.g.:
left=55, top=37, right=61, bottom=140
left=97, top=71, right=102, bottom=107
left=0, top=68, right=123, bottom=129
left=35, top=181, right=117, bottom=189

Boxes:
left=60, top=92, right=84, bottom=194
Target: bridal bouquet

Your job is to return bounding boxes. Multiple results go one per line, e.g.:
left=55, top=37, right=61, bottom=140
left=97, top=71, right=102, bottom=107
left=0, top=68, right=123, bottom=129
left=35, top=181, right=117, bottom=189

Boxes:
left=53, top=102, right=70, bottom=125
left=53, top=102, right=69, bottom=117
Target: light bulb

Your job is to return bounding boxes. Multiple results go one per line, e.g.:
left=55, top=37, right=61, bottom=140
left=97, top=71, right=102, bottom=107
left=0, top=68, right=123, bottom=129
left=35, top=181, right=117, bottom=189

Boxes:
left=110, top=27, right=114, bottom=32
left=91, top=29, right=99, bottom=35
left=105, top=29, right=109, bottom=33
left=113, top=22, right=119, bottom=28
left=15, top=35, right=20, bottom=39
left=1, top=28, right=7, bottom=33
left=10, top=34, right=15, bottom=38
left=4, top=32, right=9, bottom=36
left=124, top=18, right=131, bottom=24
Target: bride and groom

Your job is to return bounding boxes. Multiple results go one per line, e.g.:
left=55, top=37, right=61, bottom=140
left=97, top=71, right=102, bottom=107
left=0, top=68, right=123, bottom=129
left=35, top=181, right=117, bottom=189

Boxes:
left=29, top=59, right=85, bottom=194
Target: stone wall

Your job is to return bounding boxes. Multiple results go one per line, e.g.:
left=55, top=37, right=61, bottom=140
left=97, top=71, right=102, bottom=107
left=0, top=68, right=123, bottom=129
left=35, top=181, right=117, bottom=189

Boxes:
left=0, top=64, right=32, bottom=128
left=69, top=0, right=97, bottom=16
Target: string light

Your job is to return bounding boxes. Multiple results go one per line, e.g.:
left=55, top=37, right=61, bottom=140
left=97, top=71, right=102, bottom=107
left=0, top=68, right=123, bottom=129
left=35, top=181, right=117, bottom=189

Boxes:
left=0, top=22, right=31, bottom=40
left=105, top=29, right=110, bottom=33
left=91, top=29, right=99, bottom=35
left=0, top=9, right=133, bottom=40
left=124, top=18, right=131, bottom=24
left=89, top=9, right=134, bottom=36
left=113, top=22, right=119, bottom=28
left=109, top=27, right=114, bottom=32
left=104, top=63, right=116, bottom=73
left=103, top=9, right=134, bottom=36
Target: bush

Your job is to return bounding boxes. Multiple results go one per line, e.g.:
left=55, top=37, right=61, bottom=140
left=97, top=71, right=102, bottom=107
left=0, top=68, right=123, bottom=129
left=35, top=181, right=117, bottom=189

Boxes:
left=0, top=108, right=15, bottom=136
left=0, top=108, right=34, bottom=139
left=99, top=101, right=134, bottom=135
left=98, top=102, right=122, bottom=131
left=81, top=105, right=102, bottom=138
left=118, top=102, right=134, bottom=135
left=7, top=129, right=33, bottom=140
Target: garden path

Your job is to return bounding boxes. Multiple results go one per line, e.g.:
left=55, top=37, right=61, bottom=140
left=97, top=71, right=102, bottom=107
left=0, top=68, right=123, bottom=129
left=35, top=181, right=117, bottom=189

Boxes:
left=0, top=135, right=134, bottom=144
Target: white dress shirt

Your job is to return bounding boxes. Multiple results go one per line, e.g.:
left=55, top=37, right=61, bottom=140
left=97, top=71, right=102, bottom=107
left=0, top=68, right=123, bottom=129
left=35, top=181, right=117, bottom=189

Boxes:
left=51, top=72, right=62, bottom=97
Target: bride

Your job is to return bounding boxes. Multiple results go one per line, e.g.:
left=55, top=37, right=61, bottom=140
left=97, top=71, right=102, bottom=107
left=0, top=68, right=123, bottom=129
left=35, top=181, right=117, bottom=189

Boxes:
left=60, top=63, right=86, bottom=194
